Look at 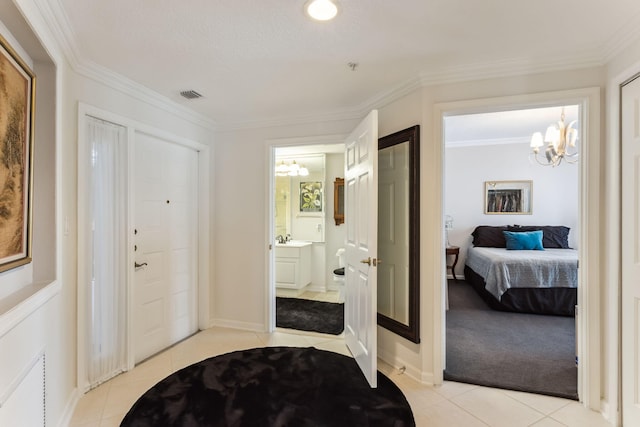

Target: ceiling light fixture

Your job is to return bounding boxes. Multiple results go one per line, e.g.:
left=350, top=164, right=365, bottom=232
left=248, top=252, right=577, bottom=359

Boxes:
left=275, top=160, right=309, bottom=177
left=530, top=108, right=579, bottom=167
left=305, top=0, right=338, bottom=21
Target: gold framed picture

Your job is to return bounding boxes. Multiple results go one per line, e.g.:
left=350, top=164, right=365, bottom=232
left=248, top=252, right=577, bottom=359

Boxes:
left=0, top=33, right=35, bottom=272
left=484, top=180, right=532, bottom=215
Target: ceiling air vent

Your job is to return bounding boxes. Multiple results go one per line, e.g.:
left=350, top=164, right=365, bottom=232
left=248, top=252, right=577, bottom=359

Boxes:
left=180, top=90, right=203, bottom=100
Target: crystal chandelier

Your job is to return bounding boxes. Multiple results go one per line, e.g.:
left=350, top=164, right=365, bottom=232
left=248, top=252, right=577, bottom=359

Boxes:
left=530, top=108, right=578, bottom=167
left=275, top=160, right=309, bottom=177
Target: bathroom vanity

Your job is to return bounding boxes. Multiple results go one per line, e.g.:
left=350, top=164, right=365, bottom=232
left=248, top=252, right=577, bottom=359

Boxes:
left=275, top=241, right=312, bottom=292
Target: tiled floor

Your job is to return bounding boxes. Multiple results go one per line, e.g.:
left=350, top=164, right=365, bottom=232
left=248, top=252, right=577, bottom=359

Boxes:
left=275, top=288, right=340, bottom=303
left=69, top=327, right=612, bottom=427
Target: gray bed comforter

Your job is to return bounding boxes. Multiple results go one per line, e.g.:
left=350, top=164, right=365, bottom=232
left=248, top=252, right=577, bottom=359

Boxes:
left=465, top=247, right=578, bottom=300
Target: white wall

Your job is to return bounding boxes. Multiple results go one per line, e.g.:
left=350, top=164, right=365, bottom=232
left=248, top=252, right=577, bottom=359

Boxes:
left=324, top=152, right=346, bottom=288
left=376, top=90, right=424, bottom=378
left=0, top=1, right=216, bottom=425
left=445, top=141, right=579, bottom=276
left=2, top=1, right=624, bottom=424
left=0, top=3, right=65, bottom=424
left=367, top=68, right=607, bottom=398
left=604, top=36, right=640, bottom=426
left=212, top=121, right=357, bottom=330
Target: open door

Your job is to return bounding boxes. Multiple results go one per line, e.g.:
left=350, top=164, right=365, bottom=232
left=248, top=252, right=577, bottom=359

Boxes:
left=344, top=110, right=379, bottom=387
left=622, top=74, right=640, bottom=425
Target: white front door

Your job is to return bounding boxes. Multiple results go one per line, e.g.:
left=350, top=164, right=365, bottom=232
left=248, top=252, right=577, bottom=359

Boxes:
left=622, top=74, right=640, bottom=425
left=344, top=110, right=379, bottom=387
left=133, top=132, right=199, bottom=363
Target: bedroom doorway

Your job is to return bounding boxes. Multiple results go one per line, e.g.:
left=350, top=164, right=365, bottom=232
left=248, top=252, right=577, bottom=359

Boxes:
left=442, top=101, right=584, bottom=400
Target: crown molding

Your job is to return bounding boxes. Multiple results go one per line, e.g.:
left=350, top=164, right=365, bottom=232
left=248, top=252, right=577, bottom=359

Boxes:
left=221, top=53, right=604, bottom=131
left=218, top=75, right=424, bottom=132
left=446, top=136, right=530, bottom=148
left=35, top=0, right=640, bottom=133
left=601, top=9, right=640, bottom=63
left=419, top=51, right=604, bottom=88
left=35, top=0, right=217, bottom=131
left=216, top=106, right=364, bottom=132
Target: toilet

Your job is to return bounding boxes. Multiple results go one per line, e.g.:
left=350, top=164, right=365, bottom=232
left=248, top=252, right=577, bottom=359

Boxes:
left=332, top=248, right=345, bottom=303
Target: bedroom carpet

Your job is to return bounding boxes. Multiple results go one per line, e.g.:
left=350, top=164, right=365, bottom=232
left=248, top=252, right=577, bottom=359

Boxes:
left=276, top=297, right=344, bottom=335
left=120, top=346, right=415, bottom=427
left=445, top=280, right=578, bottom=400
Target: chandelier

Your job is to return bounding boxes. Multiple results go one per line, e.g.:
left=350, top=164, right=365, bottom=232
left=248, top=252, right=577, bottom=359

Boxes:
left=530, top=108, right=578, bottom=167
left=275, top=160, right=309, bottom=177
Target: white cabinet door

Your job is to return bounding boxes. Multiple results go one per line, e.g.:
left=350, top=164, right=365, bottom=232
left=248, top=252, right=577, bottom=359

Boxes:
left=344, top=110, right=379, bottom=387
left=133, top=132, right=198, bottom=363
left=622, top=74, right=640, bottom=426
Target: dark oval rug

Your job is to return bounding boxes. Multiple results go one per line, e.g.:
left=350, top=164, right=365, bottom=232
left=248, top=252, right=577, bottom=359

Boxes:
left=120, top=346, right=414, bottom=427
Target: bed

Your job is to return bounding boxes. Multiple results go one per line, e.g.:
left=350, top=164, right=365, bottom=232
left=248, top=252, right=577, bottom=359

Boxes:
left=463, top=225, right=578, bottom=316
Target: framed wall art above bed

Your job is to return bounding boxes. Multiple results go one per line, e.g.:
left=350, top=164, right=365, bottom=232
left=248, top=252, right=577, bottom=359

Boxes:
left=484, top=180, right=532, bottom=215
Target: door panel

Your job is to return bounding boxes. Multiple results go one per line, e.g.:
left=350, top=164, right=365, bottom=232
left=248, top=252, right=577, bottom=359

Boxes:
left=344, top=110, right=378, bottom=387
left=622, top=74, right=640, bottom=426
left=134, top=133, right=198, bottom=363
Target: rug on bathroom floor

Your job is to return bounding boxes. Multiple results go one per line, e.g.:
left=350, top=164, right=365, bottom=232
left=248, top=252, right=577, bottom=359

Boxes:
left=276, top=297, right=344, bottom=335
left=120, top=346, right=415, bottom=427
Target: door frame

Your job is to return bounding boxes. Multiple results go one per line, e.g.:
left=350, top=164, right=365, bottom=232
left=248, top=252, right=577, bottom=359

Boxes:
left=610, top=71, right=640, bottom=426
left=264, top=134, right=347, bottom=332
left=433, top=88, right=601, bottom=409
left=77, top=103, right=211, bottom=390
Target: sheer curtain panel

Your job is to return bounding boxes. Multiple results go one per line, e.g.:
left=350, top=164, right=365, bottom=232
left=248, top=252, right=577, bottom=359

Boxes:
left=85, top=116, right=128, bottom=388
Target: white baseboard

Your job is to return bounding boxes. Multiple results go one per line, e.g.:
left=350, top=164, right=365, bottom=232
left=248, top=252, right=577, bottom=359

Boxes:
left=306, top=284, right=327, bottom=293
left=209, top=318, right=265, bottom=333
left=599, top=399, right=620, bottom=427
left=377, top=348, right=422, bottom=384
left=56, top=387, right=81, bottom=427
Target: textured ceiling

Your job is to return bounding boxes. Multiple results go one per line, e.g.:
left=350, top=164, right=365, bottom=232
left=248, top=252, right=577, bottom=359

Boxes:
left=56, top=0, right=640, bottom=128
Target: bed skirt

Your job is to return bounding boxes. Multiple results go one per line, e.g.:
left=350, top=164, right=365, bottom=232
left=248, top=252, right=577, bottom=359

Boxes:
left=464, top=265, right=576, bottom=317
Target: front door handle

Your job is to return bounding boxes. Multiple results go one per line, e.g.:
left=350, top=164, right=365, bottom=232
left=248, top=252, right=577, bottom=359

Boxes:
left=360, top=257, right=371, bottom=265
left=134, top=262, right=148, bottom=268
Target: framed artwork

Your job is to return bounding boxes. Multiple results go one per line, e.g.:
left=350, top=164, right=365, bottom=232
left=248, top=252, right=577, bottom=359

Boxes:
left=0, top=33, right=35, bottom=272
left=485, top=181, right=532, bottom=215
left=299, top=181, right=323, bottom=213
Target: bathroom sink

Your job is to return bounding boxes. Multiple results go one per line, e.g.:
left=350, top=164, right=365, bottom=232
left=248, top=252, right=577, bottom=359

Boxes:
left=275, top=240, right=312, bottom=247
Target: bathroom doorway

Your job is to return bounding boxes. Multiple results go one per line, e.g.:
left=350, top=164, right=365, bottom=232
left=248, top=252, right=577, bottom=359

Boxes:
left=269, top=142, right=346, bottom=336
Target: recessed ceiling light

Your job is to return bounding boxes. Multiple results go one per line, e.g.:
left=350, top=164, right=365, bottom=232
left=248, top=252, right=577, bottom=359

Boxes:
left=305, top=0, right=338, bottom=21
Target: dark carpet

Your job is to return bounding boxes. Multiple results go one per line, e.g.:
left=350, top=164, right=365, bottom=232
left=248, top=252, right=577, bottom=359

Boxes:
left=276, top=297, right=344, bottom=335
left=120, top=346, right=415, bottom=427
left=445, top=280, right=578, bottom=400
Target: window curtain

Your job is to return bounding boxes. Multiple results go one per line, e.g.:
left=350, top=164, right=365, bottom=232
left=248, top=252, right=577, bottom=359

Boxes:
left=85, top=116, right=127, bottom=388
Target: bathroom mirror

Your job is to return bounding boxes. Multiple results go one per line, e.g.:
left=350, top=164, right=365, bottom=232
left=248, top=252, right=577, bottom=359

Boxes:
left=377, top=125, right=420, bottom=343
left=274, top=153, right=326, bottom=242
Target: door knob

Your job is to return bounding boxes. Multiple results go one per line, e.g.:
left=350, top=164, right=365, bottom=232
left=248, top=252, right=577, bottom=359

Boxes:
left=360, top=257, right=371, bottom=265
left=134, top=262, right=148, bottom=268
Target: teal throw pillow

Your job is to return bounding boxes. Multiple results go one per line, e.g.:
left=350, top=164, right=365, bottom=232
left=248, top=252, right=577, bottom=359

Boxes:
left=502, top=230, right=544, bottom=250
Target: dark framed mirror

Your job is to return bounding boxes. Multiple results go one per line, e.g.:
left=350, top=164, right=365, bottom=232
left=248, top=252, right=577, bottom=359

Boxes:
left=377, top=125, right=420, bottom=343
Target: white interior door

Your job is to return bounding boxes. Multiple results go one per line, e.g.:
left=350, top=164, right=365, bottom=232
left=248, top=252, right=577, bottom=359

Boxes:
left=133, top=132, right=198, bottom=363
left=622, top=74, right=640, bottom=425
left=344, top=110, right=379, bottom=387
